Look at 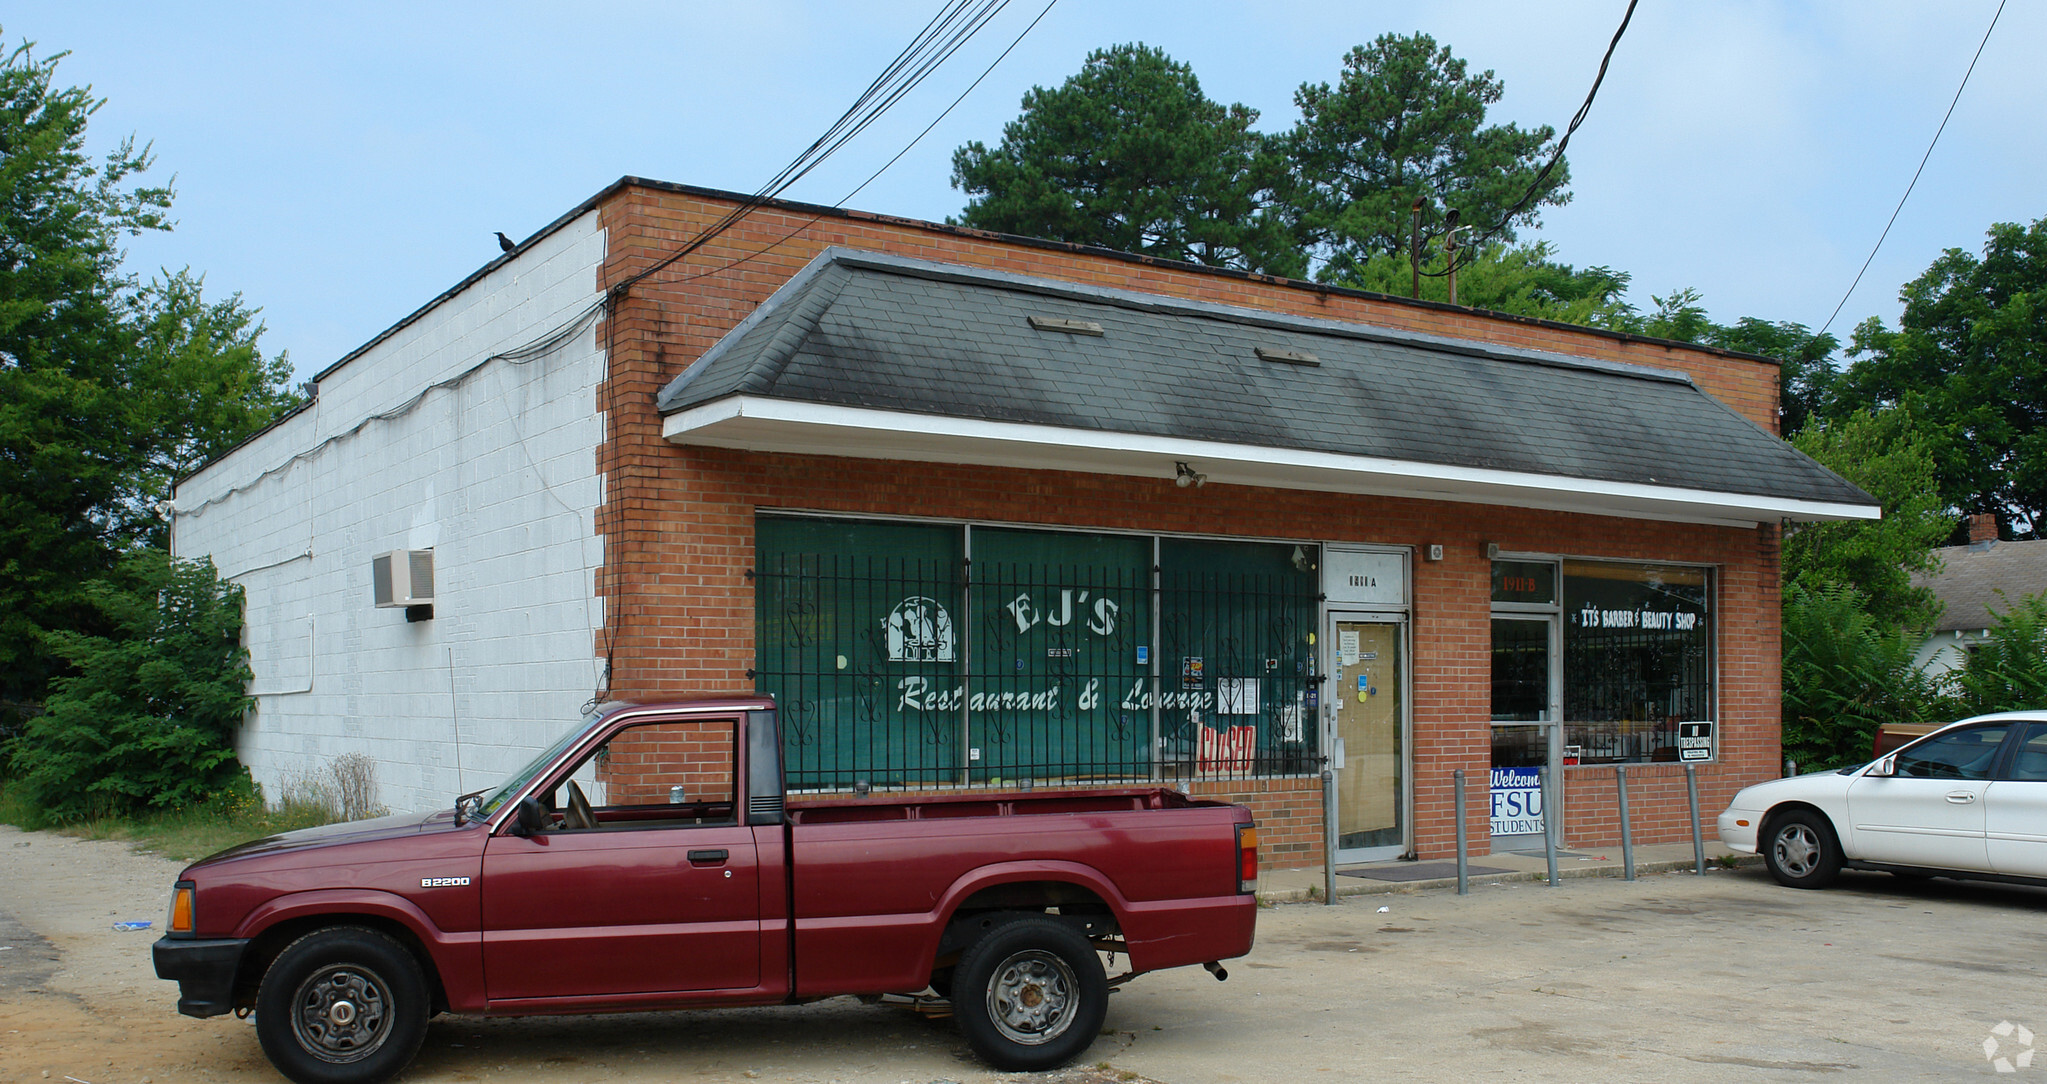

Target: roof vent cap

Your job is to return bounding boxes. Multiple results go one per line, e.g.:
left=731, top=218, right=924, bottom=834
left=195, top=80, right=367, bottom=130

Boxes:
left=1255, top=346, right=1320, bottom=366
left=1028, top=316, right=1104, bottom=337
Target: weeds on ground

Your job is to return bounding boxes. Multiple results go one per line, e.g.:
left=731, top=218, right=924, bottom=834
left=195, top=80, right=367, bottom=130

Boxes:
left=0, top=774, right=342, bottom=863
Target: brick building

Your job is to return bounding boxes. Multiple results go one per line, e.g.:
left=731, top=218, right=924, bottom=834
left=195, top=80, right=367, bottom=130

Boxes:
left=169, top=179, right=1877, bottom=869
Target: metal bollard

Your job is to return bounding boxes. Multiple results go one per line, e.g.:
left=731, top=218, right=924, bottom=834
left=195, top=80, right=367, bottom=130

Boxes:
left=1454, top=768, right=1469, bottom=896
left=1616, top=764, right=1635, bottom=881
left=1539, top=766, right=1559, bottom=886
left=1322, top=768, right=1338, bottom=906
left=1685, top=763, right=1706, bottom=875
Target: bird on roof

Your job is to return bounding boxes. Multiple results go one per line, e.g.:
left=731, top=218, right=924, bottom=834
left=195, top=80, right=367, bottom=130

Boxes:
left=495, top=231, right=517, bottom=253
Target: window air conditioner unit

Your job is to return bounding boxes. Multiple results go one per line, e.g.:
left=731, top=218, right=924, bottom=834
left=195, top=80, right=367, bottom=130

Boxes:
left=373, top=549, right=435, bottom=608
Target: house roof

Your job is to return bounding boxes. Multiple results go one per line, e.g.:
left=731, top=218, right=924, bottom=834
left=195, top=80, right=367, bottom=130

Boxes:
left=656, top=249, right=1877, bottom=527
left=1916, top=539, right=2047, bottom=632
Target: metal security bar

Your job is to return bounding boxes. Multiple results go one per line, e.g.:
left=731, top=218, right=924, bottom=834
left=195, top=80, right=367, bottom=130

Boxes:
left=1562, top=622, right=1712, bottom=763
left=1156, top=567, right=1320, bottom=781
left=752, top=541, right=1321, bottom=791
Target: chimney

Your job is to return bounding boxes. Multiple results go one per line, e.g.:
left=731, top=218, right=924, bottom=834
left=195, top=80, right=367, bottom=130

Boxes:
left=1968, top=513, right=1998, bottom=544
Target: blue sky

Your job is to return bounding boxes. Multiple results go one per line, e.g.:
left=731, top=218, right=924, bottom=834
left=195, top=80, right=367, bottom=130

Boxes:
left=12, top=2, right=2042, bottom=383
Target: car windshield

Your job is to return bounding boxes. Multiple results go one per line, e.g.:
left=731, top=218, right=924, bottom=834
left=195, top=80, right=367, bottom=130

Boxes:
left=475, top=713, right=600, bottom=818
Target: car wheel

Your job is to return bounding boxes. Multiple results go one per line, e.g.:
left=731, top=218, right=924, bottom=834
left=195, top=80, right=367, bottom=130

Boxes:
left=953, top=916, right=1107, bottom=1071
left=254, top=926, right=430, bottom=1084
left=1762, top=809, right=1842, bottom=889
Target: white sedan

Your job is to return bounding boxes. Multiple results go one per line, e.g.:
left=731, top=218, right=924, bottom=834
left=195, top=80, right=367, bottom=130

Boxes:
left=1719, top=711, right=2047, bottom=888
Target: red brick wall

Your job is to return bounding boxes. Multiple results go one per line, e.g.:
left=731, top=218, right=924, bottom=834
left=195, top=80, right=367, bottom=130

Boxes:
left=598, top=718, right=737, bottom=807
left=590, top=184, right=1787, bottom=870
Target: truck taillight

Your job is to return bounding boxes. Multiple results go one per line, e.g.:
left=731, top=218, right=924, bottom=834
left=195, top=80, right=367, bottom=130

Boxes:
left=1236, top=825, right=1258, bottom=893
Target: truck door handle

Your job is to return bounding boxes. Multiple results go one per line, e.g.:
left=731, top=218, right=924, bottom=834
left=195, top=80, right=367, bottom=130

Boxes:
left=687, top=849, right=729, bottom=864
left=1946, top=792, right=1977, bottom=804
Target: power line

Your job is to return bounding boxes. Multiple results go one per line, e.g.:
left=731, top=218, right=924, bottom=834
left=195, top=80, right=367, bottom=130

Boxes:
left=1426, top=0, right=1637, bottom=278
left=662, top=0, right=1060, bottom=290
left=613, top=0, right=1017, bottom=297
left=1816, top=0, right=2006, bottom=337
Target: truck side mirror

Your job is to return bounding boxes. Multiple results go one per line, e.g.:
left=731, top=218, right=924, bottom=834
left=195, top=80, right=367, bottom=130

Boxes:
left=511, top=796, right=549, bottom=837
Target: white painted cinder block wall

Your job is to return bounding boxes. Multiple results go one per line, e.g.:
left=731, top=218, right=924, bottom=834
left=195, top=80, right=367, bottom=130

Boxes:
left=170, top=212, right=607, bottom=814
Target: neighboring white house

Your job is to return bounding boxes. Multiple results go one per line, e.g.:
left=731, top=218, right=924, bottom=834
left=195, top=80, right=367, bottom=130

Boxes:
left=168, top=208, right=609, bottom=812
left=1912, top=514, right=2047, bottom=677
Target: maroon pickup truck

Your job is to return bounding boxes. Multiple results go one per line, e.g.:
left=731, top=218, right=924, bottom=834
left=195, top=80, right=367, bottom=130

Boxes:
left=152, top=697, right=1259, bottom=1084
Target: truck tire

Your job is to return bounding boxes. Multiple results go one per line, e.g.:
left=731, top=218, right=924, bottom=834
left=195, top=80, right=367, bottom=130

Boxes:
left=1762, top=809, right=1842, bottom=889
left=954, top=916, right=1107, bottom=1071
left=254, top=926, right=430, bottom=1084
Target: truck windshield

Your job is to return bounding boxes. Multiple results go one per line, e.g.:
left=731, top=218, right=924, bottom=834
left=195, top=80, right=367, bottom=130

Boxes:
left=475, top=714, right=598, bottom=818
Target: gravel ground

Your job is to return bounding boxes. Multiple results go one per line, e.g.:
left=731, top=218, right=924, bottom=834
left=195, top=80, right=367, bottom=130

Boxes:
left=4, top=821, right=2044, bottom=1082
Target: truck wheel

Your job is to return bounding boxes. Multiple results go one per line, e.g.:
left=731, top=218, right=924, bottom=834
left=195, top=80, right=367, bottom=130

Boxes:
left=1762, top=810, right=1842, bottom=889
left=954, top=916, right=1107, bottom=1071
left=254, top=926, right=429, bottom=1084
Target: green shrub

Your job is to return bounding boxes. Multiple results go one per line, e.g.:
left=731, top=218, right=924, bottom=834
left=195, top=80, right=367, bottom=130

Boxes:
left=7, top=550, right=253, bottom=822
left=1781, top=581, right=1950, bottom=770
left=1952, top=593, right=2047, bottom=717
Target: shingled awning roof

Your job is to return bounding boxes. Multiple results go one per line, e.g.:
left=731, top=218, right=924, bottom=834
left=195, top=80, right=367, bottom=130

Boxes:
left=655, top=249, right=1878, bottom=527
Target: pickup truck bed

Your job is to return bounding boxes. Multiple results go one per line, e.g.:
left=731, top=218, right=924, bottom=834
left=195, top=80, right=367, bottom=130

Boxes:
left=787, top=787, right=1249, bottom=995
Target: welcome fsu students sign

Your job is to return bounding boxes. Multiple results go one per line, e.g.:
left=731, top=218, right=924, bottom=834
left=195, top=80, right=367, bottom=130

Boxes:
left=1490, top=767, right=1544, bottom=835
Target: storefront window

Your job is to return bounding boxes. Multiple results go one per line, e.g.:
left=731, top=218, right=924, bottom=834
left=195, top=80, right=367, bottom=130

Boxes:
left=753, top=517, right=1319, bottom=789
left=1562, top=560, right=1713, bottom=763
left=754, top=517, right=962, bottom=788
left=971, top=527, right=1150, bottom=781
left=1157, top=539, right=1321, bottom=778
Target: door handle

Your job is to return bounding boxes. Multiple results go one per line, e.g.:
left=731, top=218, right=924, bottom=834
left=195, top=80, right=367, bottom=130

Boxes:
left=1946, top=792, right=1977, bottom=804
left=687, top=848, right=729, bottom=863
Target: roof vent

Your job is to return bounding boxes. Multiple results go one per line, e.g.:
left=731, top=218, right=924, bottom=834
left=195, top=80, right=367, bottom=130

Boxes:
left=1028, top=316, right=1104, bottom=337
left=1255, top=346, right=1319, bottom=366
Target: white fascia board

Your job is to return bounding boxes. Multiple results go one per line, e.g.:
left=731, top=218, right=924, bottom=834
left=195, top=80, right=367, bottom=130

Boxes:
left=662, top=397, right=1882, bottom=528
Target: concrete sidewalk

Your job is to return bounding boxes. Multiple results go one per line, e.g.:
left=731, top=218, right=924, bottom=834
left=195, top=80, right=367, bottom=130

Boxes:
left=1257, top=838, right=1758, bottom=903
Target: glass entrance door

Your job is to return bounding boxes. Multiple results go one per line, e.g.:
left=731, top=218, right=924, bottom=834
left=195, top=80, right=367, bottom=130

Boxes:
left=1329, top=616, right=1405, bottom=861
left=1490, top=616, right=1560, bottom=847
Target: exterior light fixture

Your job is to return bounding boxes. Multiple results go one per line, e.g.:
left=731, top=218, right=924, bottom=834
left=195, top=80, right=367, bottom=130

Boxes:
left=1175, top=461, right=1207, bottom=488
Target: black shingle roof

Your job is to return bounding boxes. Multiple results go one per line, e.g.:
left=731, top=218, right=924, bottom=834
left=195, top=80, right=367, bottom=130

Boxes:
left=656, top=250, right=1874, bottom=509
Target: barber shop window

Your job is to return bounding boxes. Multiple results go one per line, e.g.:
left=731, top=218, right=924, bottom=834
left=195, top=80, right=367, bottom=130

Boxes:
left=1561, top=561, right=1714, bottom=764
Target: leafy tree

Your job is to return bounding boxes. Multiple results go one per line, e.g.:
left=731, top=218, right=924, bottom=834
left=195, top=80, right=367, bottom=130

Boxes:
left=951, top=44, right=1300, bottom=275
left=122, top=271, right=298, bottom=545
left=1782, top=409, right=1954, bottom=631
left=1285, top=33, right=1567, bottom=283
left=1319, top=239, right=1636, bottom=327
left=1703, top=317, right=1839, bottom=439
left=9, top=551, right=254, bottom=822
left=0, top=40, right=297, bottom=730
left=1780, top=581, right=1950, bottom=771
left=1834, top=216, right=2047, bottom=538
